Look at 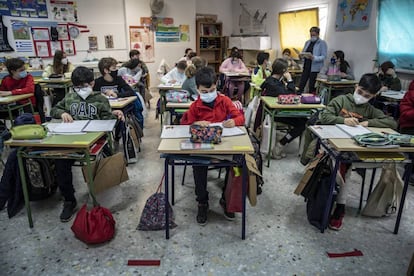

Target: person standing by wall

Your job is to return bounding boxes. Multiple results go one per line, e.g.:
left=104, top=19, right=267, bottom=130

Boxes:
left=298, top=26, right=327, bottom=94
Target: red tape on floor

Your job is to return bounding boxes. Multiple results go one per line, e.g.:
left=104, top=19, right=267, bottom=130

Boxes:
left=127, top=260, right=161, bottom=266
left=326, top=249, right=363, bottom=258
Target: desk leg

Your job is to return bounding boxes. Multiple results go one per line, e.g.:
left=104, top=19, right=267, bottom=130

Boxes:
left=164, top=158, right=170, bottom=239
left=241, top=156, right=247, bottom=240
left=85, top=150, right=98, bottom=206
left=17, top=149, right=33, bottom=228
left=394, top=162, right=413, bottom=234
left=321, top=157, right=340, bottom=233
left=171, top=161, right=175, bottom=205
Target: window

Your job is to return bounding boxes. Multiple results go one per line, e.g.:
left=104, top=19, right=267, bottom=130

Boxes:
left=378, top=0, right=414, bottom=71
left=279, top=7, right=327, bottom=58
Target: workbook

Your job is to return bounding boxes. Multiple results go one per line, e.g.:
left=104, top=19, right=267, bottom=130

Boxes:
left=46, top=119, right=117, bottom=134
left=309, top=124, right=371, bottom=139
left=160, top=124, right=246, bottom=139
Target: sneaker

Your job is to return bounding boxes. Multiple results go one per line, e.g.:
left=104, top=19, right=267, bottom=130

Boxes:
left=196, top=203, right=209, bottom=226
left=60, top=200, right=77, bottom=222
left=272, top=142, right=287, bottom=159
left=219, top=198, right=235, bottom=221
left=328, top=215, right=344, bottom=231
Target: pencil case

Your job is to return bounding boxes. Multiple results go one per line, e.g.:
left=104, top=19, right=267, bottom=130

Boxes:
left=301, top=95, right=321, bottom=104
left=166, top=90, right=189, bottom=103
left=277, top=94, right=300, bottom=104
left=189, top=124, right=223, bottom=144
left=10, top=124, right=47, bottom=140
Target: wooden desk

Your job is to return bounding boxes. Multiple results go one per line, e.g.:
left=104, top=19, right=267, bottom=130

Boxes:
left=315, top=131, right=413, bottom=234
left=35, top=78, right=73, bottom=95
left=374, top=91, right=406, bottom=120
left=155, top=85, right=183, bottom=128
left=109, top=96, right=137, bottom=109
left=158, top=131, right=254, bottom=239
left=316, top=78, right=358, bottom=104
left=0, top=93, right=35, bottom=123
left=261, top=96, right=325, bottom=166
left=5, top=132, right=105, bottom=228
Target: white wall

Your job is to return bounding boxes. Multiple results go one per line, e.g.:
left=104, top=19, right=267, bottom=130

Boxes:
left=196, top=0, right=233, bottom=36
left=232, top=0, right=379, bottom=79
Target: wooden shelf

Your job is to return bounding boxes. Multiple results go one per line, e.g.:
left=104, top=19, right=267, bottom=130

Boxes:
left=196, top=20, right=224, bottom=74
left=200, top=48, right=220, bottom=51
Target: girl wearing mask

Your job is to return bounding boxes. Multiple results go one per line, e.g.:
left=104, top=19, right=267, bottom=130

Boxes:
left=318, top=50, right=354, bottom=80
left=319, top=73, right=397, bottom=231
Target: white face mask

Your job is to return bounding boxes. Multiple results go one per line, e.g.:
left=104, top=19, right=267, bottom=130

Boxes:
left=200, top=90, right=217, bottom=103
left=76, top=86, right=93, bottom=100
left=310, top=36, right=318, bottom=42
left=61, top=58, right=68, bottom=65
left=353, top=91, right=370, bottom=105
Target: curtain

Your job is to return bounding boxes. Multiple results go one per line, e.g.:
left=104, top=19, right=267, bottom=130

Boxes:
left=378, top=0, right=414, bottom=70
left=279, top=8, right=319, bottom=59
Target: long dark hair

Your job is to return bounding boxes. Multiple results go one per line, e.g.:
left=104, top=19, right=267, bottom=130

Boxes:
left=52, top=50, right=69, bottom=74
left=334, top=50, right=350, bottom=73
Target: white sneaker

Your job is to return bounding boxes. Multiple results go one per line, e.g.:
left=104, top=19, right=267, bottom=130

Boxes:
left=272, top=142, right=287, bottom=159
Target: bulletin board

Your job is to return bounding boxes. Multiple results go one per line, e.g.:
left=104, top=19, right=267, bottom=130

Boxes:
left=0, top=0, right=48, bottom=18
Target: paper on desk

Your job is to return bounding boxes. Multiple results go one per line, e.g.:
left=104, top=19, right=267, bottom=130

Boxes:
left=83, top=120, right=117, bottom=132
left=209, top=123, right=246, bottom=137
left=336, top=124, right=371, bottom=137
left=160, top=125, right=190, bottom=139
left=50, top=120, right=89, bottom=134
left=309, top=125, right=350, bottom=139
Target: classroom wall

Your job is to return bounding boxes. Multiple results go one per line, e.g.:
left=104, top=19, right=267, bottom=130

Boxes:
left=231, top=0, right=379, bottom=80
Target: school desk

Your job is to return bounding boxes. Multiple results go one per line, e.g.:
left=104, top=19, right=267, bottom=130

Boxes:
left=261, top=96, right=325, bottom=167
left=35, top=78, right=73, bottom=95
left=158, top=130, right=254, bottom=239
left=373, top=90, right=406, bottom=120
left=154, top=84, right=183, bottom=129
left=222, top=72, right=251, bottom=104
left=5, top=132, right=106, bottom=228
left=313, top=127, right=414, bottom=234
left=0, top=93, right=35, bottom=123
left=165, top=101, right=192, bottom=125
left=315, top=78, right=358, bottom=104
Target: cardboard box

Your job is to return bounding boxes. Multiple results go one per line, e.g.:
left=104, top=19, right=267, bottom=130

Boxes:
left=245, top=154, right=262, bottom=206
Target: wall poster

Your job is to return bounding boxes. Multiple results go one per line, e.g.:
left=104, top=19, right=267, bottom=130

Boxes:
left=0, top=0, right=48, bottom=18
left=129, top=26, right=154, bottom=63
left=49, top=0, right=78, bottom=22
left=336, top=0, right=373, bottom=31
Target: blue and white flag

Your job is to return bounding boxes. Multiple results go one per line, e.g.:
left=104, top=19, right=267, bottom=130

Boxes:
left=15, top=40, right=33, bottom=52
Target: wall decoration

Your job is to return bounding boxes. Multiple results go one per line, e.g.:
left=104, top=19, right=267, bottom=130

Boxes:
left=88, top=35, right=98, bottom=51
left=62, top=40, right=76, bottom=55
left=0, top=16, right=14, bottom=52
left=34, top=41, right=50, bottom=57
left=14, top=41, right=32, bottom=52
left=156, top=26, right=180, bottom=42
left=50, top=40, right=62, bottom=54
left=238, top=3, right=267, bottom=35
left=57, top=24, right=69, bottom=40
left=104, top=35, right=114, bottom=49
left=32, top=27, right=50, bottom=41
left=11, top=20, right=31, bottom=40
left=49, top=0, right=78, bottom=22
left=0, top=0, right=48, bottom=18
left=336, top=0, right=373, bottom=31
left=179, top=24, right=189, bottom=41
left=129, top=26, right=154, bottom=63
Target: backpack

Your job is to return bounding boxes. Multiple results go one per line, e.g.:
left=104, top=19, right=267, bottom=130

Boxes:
left=123, top=122, right=138, bottom=164
left=304, top=154, right=336, bottom=230
left=248, top=131, right=264, bottom=194
left=24, top=158, right=58, bottom=201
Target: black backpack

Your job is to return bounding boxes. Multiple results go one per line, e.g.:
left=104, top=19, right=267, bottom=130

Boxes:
left=303, top=154, right=336, bottom=230
left=24, top=158, right=58, bottom=201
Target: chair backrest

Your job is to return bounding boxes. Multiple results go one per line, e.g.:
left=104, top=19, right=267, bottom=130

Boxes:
left=34, top=84, right=46, bottom=123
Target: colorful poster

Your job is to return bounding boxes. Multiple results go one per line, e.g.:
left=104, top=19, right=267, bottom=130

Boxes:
left=335, top=0, right=373, bottom=31
left=129, top=26, right=154, bottom=63
left=0, top=0, right=48, bottom=18
left=156, top=26, right=180, bottom=43
left=49, top=0, right=78, bottom=22
left=179, top=24, right=189, bottom=42
left=11, top=20, right=31, bottom=40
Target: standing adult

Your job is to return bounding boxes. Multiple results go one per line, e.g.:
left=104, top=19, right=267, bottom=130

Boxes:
left=298, top=26, right=327, bottom=94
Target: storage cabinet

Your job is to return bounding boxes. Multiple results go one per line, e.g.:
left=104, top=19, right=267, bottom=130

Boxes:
left=196, top=20, right=224, bottom=73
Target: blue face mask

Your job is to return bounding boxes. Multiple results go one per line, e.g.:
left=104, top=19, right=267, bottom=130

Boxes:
left=330, top=58, right=337, bottom=64
left=200, top=90, right=218, bottom=103
left=18, top=70, right=28, bottom=79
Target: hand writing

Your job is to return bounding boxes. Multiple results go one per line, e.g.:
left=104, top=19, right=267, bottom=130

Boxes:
left=223, top=119, right=235, bottom=128
left=344, top=117, right=359, bottom=126
left=194, top=120, right=210, bottom=127
left=61, top=112, right=74, bottom=123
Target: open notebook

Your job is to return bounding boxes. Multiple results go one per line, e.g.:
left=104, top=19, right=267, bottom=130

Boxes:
left=46, top=120, right=117, bottom=134
left=310, top=124, right=371, bottom=139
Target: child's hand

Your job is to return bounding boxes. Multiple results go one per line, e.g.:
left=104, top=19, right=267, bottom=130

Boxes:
left=105, top=90, right=117, bottom=97
left=223, top=119, right=235, bottom=128
left=194, top=121, right=210, bottom=127
left=61, top=112, right=74, bottom=123
left=169, top=79, right=177, bottom=84
left=344, top=117, right=359, bottom=126
left=360, top=121, right=369, bottom=127
left=112, top=110, right=125, bottom=121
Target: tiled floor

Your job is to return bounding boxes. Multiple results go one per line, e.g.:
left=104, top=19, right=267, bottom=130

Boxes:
left=0, top=95, right=413, bottom=275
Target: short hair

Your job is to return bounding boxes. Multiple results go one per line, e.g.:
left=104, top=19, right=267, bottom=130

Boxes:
left=195, top=67, right=217, bottom=88
left=98, top=57, right=117, bottom=75
left=123, top=59, right=141, bottom=70
left=359, top=73, right=382, bottom=94
left=187, top=51, right=197, bottom=60
left=185, top=48, right=193, bottom=55
left=380, top=61, right=395, bottom=73
left=185, top=56, right=206, bottom=78
left=256, top=52, right=270, bottom=65
left=71, top=66, right=94, bottom=86
left=176, top=60, right=187, bottom=71
left=5, top=58, right=25, bottom=75
left=282, top=48, right=291, bottom=55
left=129, top=49, right=140, bottom=58
left=310, top=26, right=320, bottom=34
left=271, top=58, right=288, bottom=75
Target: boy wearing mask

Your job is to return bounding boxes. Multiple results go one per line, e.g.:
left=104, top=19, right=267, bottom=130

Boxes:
left=180, top=67, right=245, bottom=225
left=378, top=61, right=402, bottom=92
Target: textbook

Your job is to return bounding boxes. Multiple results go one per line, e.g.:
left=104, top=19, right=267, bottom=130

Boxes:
left=46, top=120, right=117, bottom=134
left=310, top=124, right=371, bottom=139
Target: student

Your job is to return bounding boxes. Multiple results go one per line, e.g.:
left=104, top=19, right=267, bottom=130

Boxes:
left=161, top=60, right=187, bottom=85
left=181, top=56, right=207, bottom=100
left=318, top=50, right=354, bottom=80
left=118, top=59, right=145, bottom=96
left=50, top=66, right=124, bottom=222
left=261, top=58, right=307, bottom=159
left=0, top=58, right=36, bottom=107
left=251, top=52, right=271, bottom=87
left=178, top=48, right=196, bottom=64
left=219, top=47, right=249, bottom=100
left=180, top=67, right=245, bottom=225
left=378, top=61, right=402, bottom=91
left=282, top=48, right=299, bottom=69
left=129, top=49, right=148, bottom=76
left=298, top=26, right=328, bottom=93
left=93, top=57, right=144, bottom=128
left=318, top=73, right=397, bottom=230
